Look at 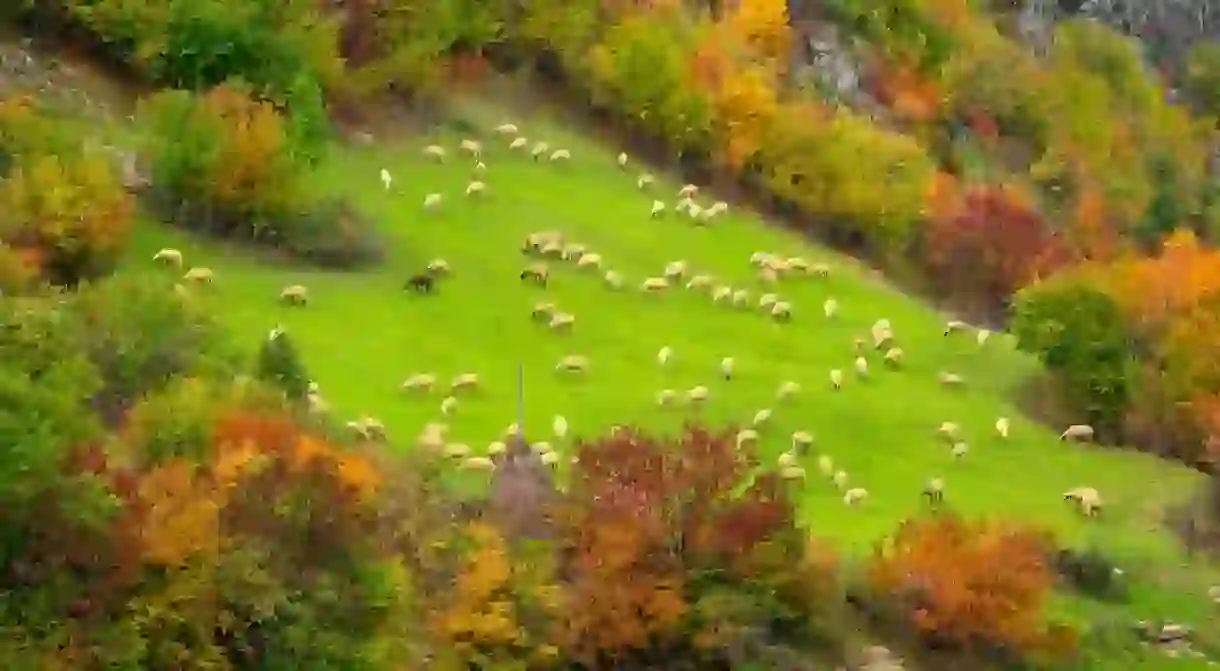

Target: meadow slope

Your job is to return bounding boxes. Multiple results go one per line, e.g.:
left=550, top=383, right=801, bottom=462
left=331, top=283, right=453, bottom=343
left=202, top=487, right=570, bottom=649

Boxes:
left=120, top=97, right=1219, bottom=641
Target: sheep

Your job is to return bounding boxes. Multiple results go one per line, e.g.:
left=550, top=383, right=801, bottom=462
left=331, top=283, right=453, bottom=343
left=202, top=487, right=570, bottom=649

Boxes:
left=441, top=396, right=458, bottom=415
left=641, top=277, right=669, bottom=292
left=750, top=251, right=773, bottom=267
left=462, top=456, right=496, bottom=471
left=549, top=149, right=571, bottom=162
left=873, top=325, right=894, bottom=350
left=183, top=267, right=214, bottom=284
left=996, top=417, right=1010, bottom=439
left=307, top=381, right=320, bottom=395
left=687, top=385, right=710, bottom=403
left=663, top=260, right=687, bottom=280
left=488, top=441, right=508, bottom=455
left=604, top=270, right=624, bottom=290
left=791, top=431, right=815, bottom=451
left=855, top=356, right=869, bottom=378
left=451, top=373, right=480, bottom=392
left=618, top=152, right=628, bottom=167
left=530, top=142, right=549, bottom=159
left=553, top=415, right=569, bottom=440
left=923, top=477, right=945, bottom=503
left=759, top=293, right=779, bottom=309
left=685, top=274, right=713, bottom=290
left=657, top=346, right=672, bottom=366
left=736, top=429, right=759, bottom=448
left=280, top=284, right=308, bottom=306
left=786, top=256, right=808, bottom=272
left=380, top=167, right=392, bottom=190
left=153, top=248, right=183, bottom=266
left=810, top=263, right=831, bottom=277
left=829, top=369, right=844, bottom=390
left=637, top=173, right=654, bottom=189
left=883, top=347, right=904, bottom=368
left=548, top=312, right=575, bottom=331
left=541, top=241, right=565, bottom=258
left=951, top=442, right=969, bottom=459
left=307, top=391, right=328, bottom=415
left=400, top=373, right=436, bottom=392
left=817, top=455, right=833, bottom=476
left=944, top=319, right=970, bottom=336
left=422, top=144, right=446, bottom=162
left=780, top=466, right=807, bottom=481
left=688, top=203, right=705, bottom=221
left=656, top=389, right=677, bottom=406
left=854, top=337, right=868, bottom=354
left=720, top=357, right=735, bottom=380
left=712, top=286, right=732, bottom=303
left=494, top=123, right=519, bottom=135
left=404, top=273, right=436, bottom=293
left=474, top=161, right=487, bottom=173
left=675, top=197, right=695, bottom=214
left=530, top=441, right=553, bottom=455
left=444, top=443, right=471, bottom=458
left=465, top=180, right=487, bottom=196
left=823, top=298, right=839, bottom=318
left=777, top=452, right=798, bottom=468
left=356, top=416, right=386, bottom=441
left=731, top=289, right=750, bottom=307
left=577, top=252, right=603, bottom=269
left=1060, top=424, right=1095, bottom=442
left=423, top=193, right=443, bottom=210
left=509, top=136, right=528, bottom=150
left=843, top=487, right=869, bottom=505
left=650, top=200, right=665, bottom=217
left=1063, top=487, right=1103, bottom=517
left=937, top=422, right=959, bottom=440
left=938, top=372, right=965, bottom=387
left=777, top=380, right=801, bottom=401
left=977, top=329, right=992, bottom=347
left=532, top=302, right=556, bottom=320
left=539, top=451, right=561, bottom=466
left=459, top=139, right=482, bottom=157
left=771, top=301, right=792, bottom=321
left=759, top=267, right=779, bottom=285
left=504, top=423, right=521, bottom=439
left=706, top=201, right=728, bottom=218
left=751, top=408, right=773, bottom=427
left=558, top=243, right=586, bottom=261
left=678, top=184, right=699, bottom=198
left=555, top=354, right=589, bottom=372
left=428, top=259, right=450, bottom=275
left=417, top=427, right=445, bottom=450
left=520, top=262, right=549, bottom=287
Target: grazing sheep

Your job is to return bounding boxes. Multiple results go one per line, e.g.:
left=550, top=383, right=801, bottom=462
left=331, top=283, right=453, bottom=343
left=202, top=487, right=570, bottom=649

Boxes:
left=521, top=262, right=549, bottom=287
left=791, top=431, right=815, bottom=451
left=996, top=417, right=1010, bottom=439
left=422, top=144, right=446, bottom=161
left=720, top=357, right=735, bottom=380
left=752, top=408, right=773, bottom=427
left=356, top=416, right=386, bottom=441
left=400, top=373, right=436, bottom=392
left=423, top=193, right=443, bottom=210
left=656, top=389, right=677, bottom=406
left=1060, top=424, right=1095, bottom=442
left=531, top=142, right=549, bottom=159
left=883, top=347, right=904, bottom=367
left=531, top=441, right=553, bottom=455
left=404, top=272, right=435, bottom=293
left=555, top=354, right=590, bottom=372
left=548, top=312, right=575, bottom=331
left=577, top=252, right=603, bottom=269
left=182, top=267, right=214, bottom=284
left=451, top=373, right=480, bottom=392
left=938, top=371, right=965, bottom=387
left=562, top=243, right=587, bottom=261
left=1064, top=487, right=1103, bottom=517
left=854, top=337, right=867, bottom=353
left=532, top=302, right=556, bottom=320
left=687, top=385, right=710, bottom=403
left=712, top=286, right=732, bottom=303
left=736, top=429, right=759, bottom=448
left=441, top=396, right=458, bottom=415
left=459, top=139, right=482, bottom=157
left=810, top=263, right=831, bottom=278
left=494, top=123, right=519, bottom=134
left=618, top=152, right=628, bottom=167
left=280, top=284, right=308, bottom=306
left=539, top=451, right=561, bottom=466
left=777, top=381, right=800, bottom=401
left=650, top=200, right=665, bottom=217
left=678, top=184, right=699, bottom=198
left=873, top=326, right=894, bottom=350
left=504, top=423, right=521, bottom=439
left=706, top=201, right=728, bottom=218
left=549, top=149, right=571, bottom=161
left=541, top=241, right=564, bottom=258
left=444, top=443, right=471, bottom=458
left=465, top=180, right=487, bottom=196
left=462, top=456, right=496, bottom=471
left=944, top=319, right=970, bottom=336
left=307, top=391, right=328, bottom=415
left=759, top=293, right=779, bottom=309
left=638, top=173, right=654, bottom=189
left=780, top=466, right=806, bottom=480
left=488, top=441, right=508, bottom=455
left=937, top=422, right=959, bottom=440
left=553, top=415, right=569, bottom=440
left=675, top=197, right=695, bottom=214
left=855, top=356, right=869, bottom=378
left=830, top=369, right=844, bottom=390
left=951, top=442, right=969, bottom=459
left=509, top=136, right=528, bottom=150
left=474, top=161, right=486, bottom=173
left=657, top=346, right=672, bottom=366
left=777, top=451, right=798, bottom=468
left=731, top=289, right=750, bottom=307
left=685, top=274, right=713, bottom=290
left=641, top=277, right=669, bottom=292
left=843, top=487, right=869, bottom=506
left=823, top=298, right=839, bottom=318
left=153, top=248, right=183, bottom=266
left=786, top=256, right=808, bottom=272
left=380, top=168, right=392, bottom=190
left=923, top=477, right=945, bottom=503
left=750, top=251, right=773, bottom=266
left=771, top=301, right=792, bottom=321
left=428, top=259, right=450, bottom=275
left=817, top=455, right=833, bottom=476
left=663, top=260, right=687, bottom=280
left=604, top=270, right=624, bottom=290
left=759, top=267, right=779, bottom=285
left=977, top=329, right=992, bottom=347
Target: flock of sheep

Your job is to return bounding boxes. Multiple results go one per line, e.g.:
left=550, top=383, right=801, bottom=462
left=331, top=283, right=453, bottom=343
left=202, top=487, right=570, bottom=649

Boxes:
left=146, top=119, right=1107, bottom=519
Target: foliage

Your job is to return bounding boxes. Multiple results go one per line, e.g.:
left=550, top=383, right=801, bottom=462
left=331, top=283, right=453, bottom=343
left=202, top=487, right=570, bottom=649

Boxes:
left=256, top=329, right=311, bottom=401
left=0, top=96, right=78, bottom=174
left=1051, top=546, right=1129, bottom=601
left=1011, top=278, right=1135, bottom=437
left=868, top=514, right=1062, bottom=656
left=1184, top=41, right=1220, bottom=119
left=0, top=243, right=37, bottom=295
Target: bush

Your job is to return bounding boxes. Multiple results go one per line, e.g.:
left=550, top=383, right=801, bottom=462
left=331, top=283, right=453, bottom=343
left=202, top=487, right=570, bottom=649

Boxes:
left=256, top=328, right=311, bottom=401
left=0, top=243, right=38, bottom=295
left=140, top=84, right=381, bottom=268
left=1051, top=546, right=1129, bottom=601
left=1185, top=41, right=1220, bottom=119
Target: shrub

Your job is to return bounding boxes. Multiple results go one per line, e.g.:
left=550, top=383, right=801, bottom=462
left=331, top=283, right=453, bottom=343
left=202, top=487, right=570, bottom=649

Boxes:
left=256, top=329, right=311, bottom=401
left=0, top=151, right=135, bottom=285
left=1184, top=41, right=1220, bottom=119
left=1051, top=546, right=1129, bottom=601
left=0, top=243, right=38, bottom=295
left=867, top=514, right=1061, bottom=657
left=0, top=96, right=79, bottom=174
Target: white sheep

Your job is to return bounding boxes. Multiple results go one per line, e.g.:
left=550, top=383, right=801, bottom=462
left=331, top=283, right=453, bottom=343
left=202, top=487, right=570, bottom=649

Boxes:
left=561, top=244, right=587, bottom=260
left=657, top=346, right=672, bottom=366
left=731, top=289, right=750, bottom=307
left=444, top=442, right=471, bottom=458
left=995, top=417, right=1010, bottom=439
left=712, top=286, right=732, bottom=303
left=577, top=252, right=603, bottom=269
left=531, top=441, right=553, bottom=455
left=977, top=329, right=992, bottom=347
left=423, top=193, right=443, bottom=210
left=817, top=454, right=833, bottom=476
left=618, top=152, right=628, bottom=167
left=706, top=201, right=728, bottom=218
left=280, top=284, right=308, bottom=305
left=307, top=391, right=328, bottom=415
left=504, top=423, right=521, bottom=439
left=530, top=141, right=549, bottom=159
left=462, top=456, right=496, bottom=471
left=422, top=144, right=446, bottom=162
left=843, top=487, right=868, bottom=505
left=829, top=369, right=844, bottom=390
left=720, top=357, right=735, bottom=380
left=938, top=372, right=965, bottom=387
left=810, top=263, right=831, bottom=277
left=553, top=415, right=569, bottom=440
left=771, top=301, right=792, bottom=321
left=1064, top=486, right=1103, bottom=517
left=441, top=396, right=458, bottom=415
left=786, top=256, right=808, bottom=272
left=541, top=241, right=564, bottom=258
left=759, top=267, right=779, bottom=285
left=556, top=354, right=590, bottom=372
left=951, top=442, right=969, bottom=459
left=380, top=168, right=392, bottom=190
left=751, top=408, right=773, bottom=427
left=736, top=429, right=759, bottom=448
left=637, top=173, right=654, bottom=189
left=532, top=302, right=556, bottom=320
left=459, top=139, right=482, bottom=157
left=685, top=274, right=713, bottom=290
left=687, top=385, right=710, bottom=403
left=494, top=123, right=519, bottom=135
left=604, top=270, right=624, bottom=289
left=663, top=260, right=687, bottom=279
left=487, top=441, right=507, bottom=455
left=1060, top=424, right=1095, bottom=442
left=759, top=293, right=779, bottom=309
left=549, top=148, right=571, bottom=162
left=937, top=422, right=959, bottom=440
left=400, top=373, right=436, bottom=392
left=678, top=184, right=699, bottom=198
left=923, top=477, right=945, bottom=503
left=776, top=380, right=800, bottom=401
left=780, top=466, right=807, bottom=480
left=777, top=452, right=798, bottom=468
left=641, top=277, right=669, bottom=292
left=750, top=251, right=773, bottom=266
left=427, top=258, right=450, bottom=274
left=539, top=451, right=561, bottom=466
left=944, top=319, right=970, bottom=336
left=509, top=136, right=528, bottom=150
left=153, top=248, right=183, bottom=266
left=650, top=200, right=665, bottom=217
left=791, top=431, right=814, bottom=450
left=465, top=180, right=487, bottom=196
left=823, top=298, right=839, bottom=318
left=883, top=347, right=904, bottom=367
left=656, top=389, right=677, bottom=406
left=474, top=161, right=487, bottom=173
left=183, top=267, right=214, bottom=284
left=675, top=197, right=695, bottom=214
left=548, top=312, right=575, bottom=331
left=451, top=373, right=480, bottom=392
left=854, top=356, right=869, bottom=378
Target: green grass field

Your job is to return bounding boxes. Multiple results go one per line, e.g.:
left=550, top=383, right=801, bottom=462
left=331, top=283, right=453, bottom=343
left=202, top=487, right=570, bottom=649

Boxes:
left=118, top=96, right=1220, bottom=667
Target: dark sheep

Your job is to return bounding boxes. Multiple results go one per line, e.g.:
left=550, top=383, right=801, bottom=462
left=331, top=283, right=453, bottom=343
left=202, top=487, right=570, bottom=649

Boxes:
left=520, top=267, right=548, bottom=287
left=405, top=273, right=435, bottom=293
